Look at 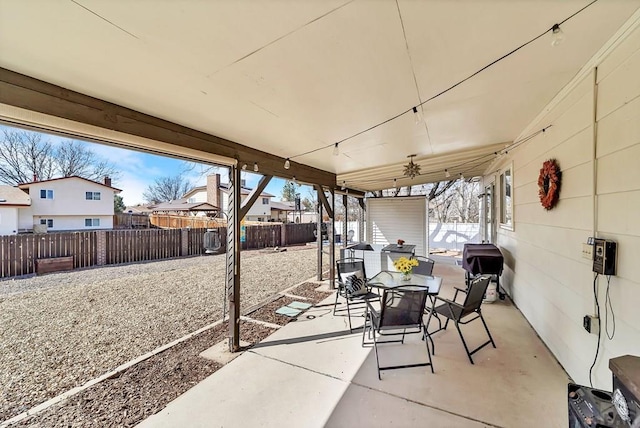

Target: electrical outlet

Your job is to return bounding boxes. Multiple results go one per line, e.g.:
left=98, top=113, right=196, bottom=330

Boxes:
left=582, top=243, right=593, bottom=259
left=583, top=315, right=599, bottom=335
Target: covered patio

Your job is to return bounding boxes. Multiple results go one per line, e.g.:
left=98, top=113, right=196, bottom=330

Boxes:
left=1, top=1, right=640, bottom=426
left=138, top=263, right=569, bottom=427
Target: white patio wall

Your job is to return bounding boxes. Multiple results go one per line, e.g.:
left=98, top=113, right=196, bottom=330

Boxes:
left=489, top=21, right=640, bottom=390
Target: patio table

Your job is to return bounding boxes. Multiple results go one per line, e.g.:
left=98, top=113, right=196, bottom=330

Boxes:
left=367, top=271, right=442, bottom=349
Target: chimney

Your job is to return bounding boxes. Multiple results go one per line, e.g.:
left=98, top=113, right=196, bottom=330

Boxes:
left=104, top=176, right=112, bottom=187
left=206, top=174, right=220, bottom=209
left=33, top=174, right=37, bottom=182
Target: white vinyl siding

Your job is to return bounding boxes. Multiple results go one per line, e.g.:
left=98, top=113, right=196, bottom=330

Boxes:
left=366, top=196, right=428, bottom=257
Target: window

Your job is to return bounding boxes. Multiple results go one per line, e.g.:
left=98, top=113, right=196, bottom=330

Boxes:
left=85, top=191, right=101, bottom=200
left=40, top=189, right=54, bottom=199
left=85, top=218, right=100, bottom=227
left=262, top=197, right=269, bottom=205
left=40, top=218, right=54, bottom=228
left=500, top=165, right=513, bottom=230
left=188, top=197, right=196, bottom=203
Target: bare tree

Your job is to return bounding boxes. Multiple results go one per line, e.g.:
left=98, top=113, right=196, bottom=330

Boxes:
left=0, top=130, right=55, bottom=184
left=0, top=129, right=120, bottom=185
left=143, top=175, right=192, bottom=203
left=54, top=141, right=119, bottom=182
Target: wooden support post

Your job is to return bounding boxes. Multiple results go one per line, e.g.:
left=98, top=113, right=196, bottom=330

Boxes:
left=329, top=189, right=335, bottom=290
left=342, top=194, right=348, bottom=247
left=227, top=165, right=241, bottom=352
left=358, top=198, right=365, bottom=243
left=317, top=191, right=323, bottom=281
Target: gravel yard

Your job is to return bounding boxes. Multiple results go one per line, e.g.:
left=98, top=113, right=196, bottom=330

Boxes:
left=0, top=246, right=329, bottom=422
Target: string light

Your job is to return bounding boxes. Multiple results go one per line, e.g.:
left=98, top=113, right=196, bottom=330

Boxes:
left=292, top=176, right=297, bottom=183
left=241, top=164, right=247, bottom=170
left=460, top=173, right=465, bottom=181
left=341, top=181, right=346, bottom=190
left=551, top=24, right=565, bottom=46
left=284, top=158, right=290, bottom=169
left=445, top=169, right=451, bottom=178
left=253, top=162, right=259, bottom=172
left=283, top=2, right=593, bottom=163
left=393, top=178, right=397, bottom=189
left=413, top=106, right=423, bottom=125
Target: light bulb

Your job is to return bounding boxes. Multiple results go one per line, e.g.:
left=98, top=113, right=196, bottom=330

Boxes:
left=284, top=159, right=290, bottom=169
left=292, top=176, right=297, bottom=184
left=241, top=164, right=247, bottom=171
left=333, top=143, right=339, bottom=156
left=551, top=24, right=564, bottom=46
left=393, top=178, right=397, bottom=189
left=253, top=162, right=259, bottom=172
left=341, top=181, right=346, bottom=191
left=460, top=173, right=465, bottom=181
left=413, top=106, right=423, bottom=125
left=445, top=169, right=451, bottom=178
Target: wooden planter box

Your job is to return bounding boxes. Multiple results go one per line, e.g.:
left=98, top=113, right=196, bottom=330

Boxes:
left=35, top=256, right=74, bottom=275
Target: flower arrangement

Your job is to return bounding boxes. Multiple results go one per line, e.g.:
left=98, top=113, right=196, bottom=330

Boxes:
left=393, top=257, right=418, bottom=275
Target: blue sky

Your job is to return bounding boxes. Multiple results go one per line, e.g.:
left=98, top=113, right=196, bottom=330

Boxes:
left=1, top=125, right=313, bottom=206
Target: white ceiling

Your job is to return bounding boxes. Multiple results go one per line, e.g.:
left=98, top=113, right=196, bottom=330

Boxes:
left=1, top=0, right=639, bottom=191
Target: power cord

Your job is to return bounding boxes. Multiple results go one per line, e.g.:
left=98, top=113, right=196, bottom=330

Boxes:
left=589, top=272, right=601, bottom=388
left=605, top=275, right=616, bottom=340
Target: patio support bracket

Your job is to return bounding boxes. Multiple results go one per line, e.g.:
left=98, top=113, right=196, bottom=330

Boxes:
left=239, top=175, right=273, bottom=221
left=314, top=184, right=334, bottom=219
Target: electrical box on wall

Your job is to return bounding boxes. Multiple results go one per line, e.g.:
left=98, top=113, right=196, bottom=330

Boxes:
left=592, top=238, right=617, bottom=276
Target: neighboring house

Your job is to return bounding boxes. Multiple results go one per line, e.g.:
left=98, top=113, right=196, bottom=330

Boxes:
left=182, top=174, right=275, bottom=222
left=125, top=204, right=155, bottom=214
left=16, top=176, right=121, bottom=231
left=0, top=185, right=32, bottom=235
left=270, top=200, right=295, bottom=222
left=151, top=199, right=218, bottom=215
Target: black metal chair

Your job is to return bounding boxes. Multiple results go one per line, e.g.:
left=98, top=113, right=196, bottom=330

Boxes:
left=412, top=256, right=435, bottom=276
left=427, top=275, right=496, bottom=364
left=362, top=285, right=434, bottom=379
left=334, top=258, right=380, bottom=332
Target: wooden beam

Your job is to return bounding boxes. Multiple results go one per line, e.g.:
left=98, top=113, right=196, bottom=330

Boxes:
left=227, top=166, right=241, bottom=352
left=0, top=68, right=336, bottom=187
left=239, top=175, right=272, bottom=221
left=314, top=184, right=334, bottom=219
left=334, top=187, right=366, bottom=199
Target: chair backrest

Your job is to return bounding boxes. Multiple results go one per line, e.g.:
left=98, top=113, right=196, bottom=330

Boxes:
left=379, top=286, right=429, bottom=329
left=412, top=256, right=435, bottom=276
left=461, top=276, right=491, bottom=316
left=336, top=258, right=366, bottom=284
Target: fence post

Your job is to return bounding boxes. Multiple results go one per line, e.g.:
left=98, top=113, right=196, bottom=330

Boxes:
left=181, top=228, right=189, bottom=256
left=280, top=224, right=286, bottom=247
left=96, top=230, right=107, bottom=266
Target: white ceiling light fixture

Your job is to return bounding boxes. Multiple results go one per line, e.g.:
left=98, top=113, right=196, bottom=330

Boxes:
left=403, top=154, right=421, bottom=179
left=551, top=23, right=565, bottom=46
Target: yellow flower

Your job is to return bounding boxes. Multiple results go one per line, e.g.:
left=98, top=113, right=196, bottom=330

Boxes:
left=393, top=257, right=418, bottom=274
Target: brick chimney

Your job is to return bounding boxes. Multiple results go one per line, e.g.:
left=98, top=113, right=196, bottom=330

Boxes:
left=206, top=174, right=220, bottom=208
left=104, top=176, right=112, bottom=187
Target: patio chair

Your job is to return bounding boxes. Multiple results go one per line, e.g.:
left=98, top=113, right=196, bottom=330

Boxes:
left=412, top=256, right=435, bottom=276
left=334, top=258, right=380, bottom=332
left=362, top=285, right=433, bottom=379
left=426, top=275, right=496, bottom=364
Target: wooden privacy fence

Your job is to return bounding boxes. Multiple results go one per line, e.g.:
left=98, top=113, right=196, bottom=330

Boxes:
left=0, top=232, right=96, bottom=278
left=149, top=214, right=225, bottom=229
left=0, top=223, right=318, bottom=279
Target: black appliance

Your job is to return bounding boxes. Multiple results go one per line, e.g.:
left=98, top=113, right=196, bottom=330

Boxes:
left=610, top=355, right=640, bottom=427
left=568, top=383, right=625, bottom=427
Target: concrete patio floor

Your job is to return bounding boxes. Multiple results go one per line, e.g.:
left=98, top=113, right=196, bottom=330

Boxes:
left=138, top=263, right=570, bottom=428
